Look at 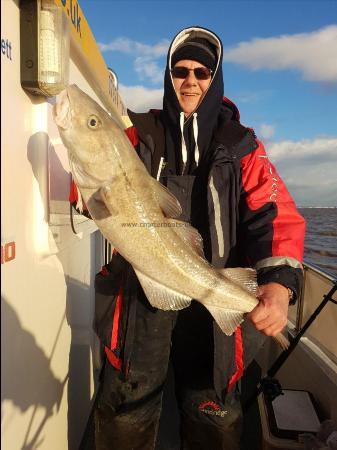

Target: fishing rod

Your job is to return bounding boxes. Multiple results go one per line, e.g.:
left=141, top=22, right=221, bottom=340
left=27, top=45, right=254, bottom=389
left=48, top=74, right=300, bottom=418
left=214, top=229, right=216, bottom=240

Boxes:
left=243, top=281, right=337, bottom=412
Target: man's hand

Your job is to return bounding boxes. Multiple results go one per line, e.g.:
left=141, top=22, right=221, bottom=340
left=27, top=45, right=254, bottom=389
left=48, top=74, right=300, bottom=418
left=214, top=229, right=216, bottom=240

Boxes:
left=247, top=282, right=290, bottom=336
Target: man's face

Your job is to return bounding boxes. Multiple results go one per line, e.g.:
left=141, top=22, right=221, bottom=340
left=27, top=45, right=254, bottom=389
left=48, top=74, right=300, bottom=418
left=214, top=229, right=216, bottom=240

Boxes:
left=172, top=59, right=212, bottom=117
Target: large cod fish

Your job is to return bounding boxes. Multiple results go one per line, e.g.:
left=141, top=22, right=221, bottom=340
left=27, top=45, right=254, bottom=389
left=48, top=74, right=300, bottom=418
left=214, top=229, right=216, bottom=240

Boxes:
left=53, top=84, right=288, bottom=348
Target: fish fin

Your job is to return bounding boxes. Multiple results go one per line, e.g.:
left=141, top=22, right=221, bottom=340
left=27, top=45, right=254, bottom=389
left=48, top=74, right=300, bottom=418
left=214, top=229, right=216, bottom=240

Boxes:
left=273, top=332, right=290, bottom=350
left=134, top=269, right=192, bottom=311
left=205, top=302, right=290, bottom=348
left=151, top=179, right=182, bottom=218
left=167, top=219, right=205, bottom=258
left=203, top=305, right=244, bottom=335
left=98, top=185, right=119, bottom=216
left=218, top=268, right=258, bottom=296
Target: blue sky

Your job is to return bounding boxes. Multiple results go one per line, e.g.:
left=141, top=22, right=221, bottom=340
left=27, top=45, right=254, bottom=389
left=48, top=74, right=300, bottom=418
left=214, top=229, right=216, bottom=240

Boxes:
left=80, top=0, right=337, bottom=206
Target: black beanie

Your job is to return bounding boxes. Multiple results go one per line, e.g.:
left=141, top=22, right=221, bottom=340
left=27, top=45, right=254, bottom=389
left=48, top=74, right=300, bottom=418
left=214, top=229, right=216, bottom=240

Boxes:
left=172, top=37, right=217, bottom=71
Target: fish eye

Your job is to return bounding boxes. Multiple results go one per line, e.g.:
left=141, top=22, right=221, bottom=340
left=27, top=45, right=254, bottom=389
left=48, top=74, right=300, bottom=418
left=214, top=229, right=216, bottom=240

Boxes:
left=87, top=115, right=101, bottom=129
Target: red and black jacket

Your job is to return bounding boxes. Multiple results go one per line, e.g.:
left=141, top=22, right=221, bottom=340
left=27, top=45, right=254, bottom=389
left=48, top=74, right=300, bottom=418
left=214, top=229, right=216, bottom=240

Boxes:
left=125, top=104, right=305, bottom=292
left=85, top=99, right=306, bottom=398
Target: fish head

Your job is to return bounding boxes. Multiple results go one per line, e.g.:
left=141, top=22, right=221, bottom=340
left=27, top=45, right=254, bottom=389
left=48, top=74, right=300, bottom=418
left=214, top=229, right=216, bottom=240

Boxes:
left=53, top=84, right=122, bottom=187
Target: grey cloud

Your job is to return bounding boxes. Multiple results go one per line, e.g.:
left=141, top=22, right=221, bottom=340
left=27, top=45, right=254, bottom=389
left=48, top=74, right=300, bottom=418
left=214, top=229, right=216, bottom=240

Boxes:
left=267, top=138, right=337, bottom=206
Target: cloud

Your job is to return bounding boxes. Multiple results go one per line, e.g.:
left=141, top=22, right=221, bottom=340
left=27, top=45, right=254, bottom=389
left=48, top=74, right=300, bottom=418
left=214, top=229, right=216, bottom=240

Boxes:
left=267, top=137, right=337, bottom=206
left=119, top=84, right=163, bottom=112
left=237, top=91, right=266, bottom=104
left=268, top=137, right=337, bottom=163
left=259, top=123, right=275, bottom=140
left=223, top=25, right=337, bottom=84
left=99, top=37, right=169, bottom=84
left=134, top=56, right=164, bottom=84
left=99, top=37, right=170, bottom=58
left=99, top=37, right=133, bottom=53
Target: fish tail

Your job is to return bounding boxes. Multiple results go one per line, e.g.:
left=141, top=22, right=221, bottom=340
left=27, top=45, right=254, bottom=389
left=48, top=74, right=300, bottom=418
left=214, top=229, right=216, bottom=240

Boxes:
left=273, top=332, right=290, bottom=350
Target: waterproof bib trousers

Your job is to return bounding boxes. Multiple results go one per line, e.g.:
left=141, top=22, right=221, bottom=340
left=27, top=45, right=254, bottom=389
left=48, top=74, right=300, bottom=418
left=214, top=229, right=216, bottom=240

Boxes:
left=94, top=173, right=242, bottom=450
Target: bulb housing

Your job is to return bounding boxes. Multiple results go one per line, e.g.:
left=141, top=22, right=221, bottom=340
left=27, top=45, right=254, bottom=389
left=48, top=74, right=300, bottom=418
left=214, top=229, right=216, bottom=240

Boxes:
left=20, top=0, right=70, bottom=96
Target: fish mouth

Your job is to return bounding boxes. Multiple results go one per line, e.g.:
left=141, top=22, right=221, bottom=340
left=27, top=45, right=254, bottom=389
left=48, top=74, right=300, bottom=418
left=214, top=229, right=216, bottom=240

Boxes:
left=53, top=88, right=72, bottom=130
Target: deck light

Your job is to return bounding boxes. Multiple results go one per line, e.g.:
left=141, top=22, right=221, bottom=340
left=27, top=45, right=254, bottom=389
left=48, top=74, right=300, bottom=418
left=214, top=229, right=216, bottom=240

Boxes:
left=20, top=0, right=70, bottom=96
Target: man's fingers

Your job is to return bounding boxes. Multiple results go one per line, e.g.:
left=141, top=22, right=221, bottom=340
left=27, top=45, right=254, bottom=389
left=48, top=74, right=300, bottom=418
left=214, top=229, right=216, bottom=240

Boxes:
left=260, top=323, right=286, bottom=337
left=252, top=314, right=287, bottom=335
left=249, top=283, right=290, bottom=337
left=249, top=306, right=288, bottom=335
left=248, top=303, right=268, bottom=323
left=253, top=316, right=273, bottom=331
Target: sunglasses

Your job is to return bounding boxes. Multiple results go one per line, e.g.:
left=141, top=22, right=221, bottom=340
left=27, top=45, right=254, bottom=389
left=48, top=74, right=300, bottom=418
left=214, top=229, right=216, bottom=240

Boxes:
left=171, top=66, right=213, bottom=80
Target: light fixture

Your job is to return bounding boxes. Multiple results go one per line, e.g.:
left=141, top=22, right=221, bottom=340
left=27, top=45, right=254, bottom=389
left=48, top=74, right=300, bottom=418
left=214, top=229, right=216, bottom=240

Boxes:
left=20, top=0, right=70, bottom=96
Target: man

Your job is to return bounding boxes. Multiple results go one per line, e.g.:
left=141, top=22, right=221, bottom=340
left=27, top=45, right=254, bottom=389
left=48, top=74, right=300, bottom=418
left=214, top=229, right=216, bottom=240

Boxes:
left=93, top=26, right=305, bottom=449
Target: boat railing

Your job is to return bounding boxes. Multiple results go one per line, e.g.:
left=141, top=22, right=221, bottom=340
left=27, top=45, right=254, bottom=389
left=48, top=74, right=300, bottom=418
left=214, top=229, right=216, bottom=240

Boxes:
left=288, top=260, right=337, bottom=364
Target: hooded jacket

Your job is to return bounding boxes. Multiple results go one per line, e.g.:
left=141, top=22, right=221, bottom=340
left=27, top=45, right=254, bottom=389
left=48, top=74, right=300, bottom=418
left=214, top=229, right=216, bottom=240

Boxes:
left=162, top=26, right=224, bottom=176
left=85, top=27, right=306, bottom=396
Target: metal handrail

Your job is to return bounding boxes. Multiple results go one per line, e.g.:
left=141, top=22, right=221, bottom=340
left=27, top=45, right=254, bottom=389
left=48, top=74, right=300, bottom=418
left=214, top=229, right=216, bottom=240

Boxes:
left=244, top=280, right=337, bottom=411
left=294, top=260, right=337, bottom=332
left=303, top=259, right=337, bottom=282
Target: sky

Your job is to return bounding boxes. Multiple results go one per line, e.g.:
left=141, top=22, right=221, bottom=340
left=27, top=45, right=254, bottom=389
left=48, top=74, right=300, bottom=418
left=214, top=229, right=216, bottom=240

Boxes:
left=80, top=0, right=337, bottom=206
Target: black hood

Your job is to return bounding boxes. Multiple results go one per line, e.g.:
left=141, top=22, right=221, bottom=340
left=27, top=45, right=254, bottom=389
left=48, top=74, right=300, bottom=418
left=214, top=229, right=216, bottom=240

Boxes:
left=162, top=26, right=224, bottom=175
